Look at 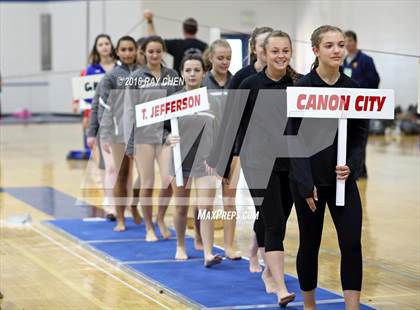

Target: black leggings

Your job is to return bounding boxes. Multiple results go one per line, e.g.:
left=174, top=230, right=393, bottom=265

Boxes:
left=244, top=169, right=293, bottom=252
left=291, top=181, right=363, bottom=291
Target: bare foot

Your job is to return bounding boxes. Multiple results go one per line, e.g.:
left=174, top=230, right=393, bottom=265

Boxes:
left=204, top=254, right=223, bottom=268
left=175, top=246, right=188, bottom=260
left=249, top=255, right=262, bottom=273
left=157, top=220, right=171, bottom=239
left=261, top=269, right=278, bottom=294
left=131, top=206, right=142, bottom=224
left=113, top=221, right=126, bottom=232
left=145, top=229, right=158, bottom=242
left=225, top=249, right=242, bottom=260
left=278, top=292, right=296, bottom=308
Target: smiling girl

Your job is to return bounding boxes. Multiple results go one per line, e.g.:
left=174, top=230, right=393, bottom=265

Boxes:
left=234, top=30, right=301, bottom=307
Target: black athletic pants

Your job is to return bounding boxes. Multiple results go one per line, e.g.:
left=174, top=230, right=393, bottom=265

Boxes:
left=291, top=180, right=363, bottom=291
left=243, top=168, right=293, bottom=252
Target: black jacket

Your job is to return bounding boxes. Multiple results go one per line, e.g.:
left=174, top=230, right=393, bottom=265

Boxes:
left=227, top=62, right=258, bottom=90
left=206, top=63, right=257, bottom=166
left=213, top=68, right=300, bottom=177
left=288, top=69, right=366, bottom=198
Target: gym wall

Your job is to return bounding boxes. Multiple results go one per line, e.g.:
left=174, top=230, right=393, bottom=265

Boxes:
left=0, top=0, right=418, bottom=114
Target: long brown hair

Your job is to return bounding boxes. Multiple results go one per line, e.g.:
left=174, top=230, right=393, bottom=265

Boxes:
left=262, top=30, right=300, bottom=83
left=88, top=34, right=116, bottom=65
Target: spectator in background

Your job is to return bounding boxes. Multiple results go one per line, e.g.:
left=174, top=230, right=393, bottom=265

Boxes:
left=343, top=30, right=380, bottom=179
left=143, top=9, right=208, bottom=74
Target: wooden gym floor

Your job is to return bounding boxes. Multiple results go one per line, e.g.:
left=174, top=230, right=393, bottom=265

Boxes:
left=0, top=123, right=419, bottom=309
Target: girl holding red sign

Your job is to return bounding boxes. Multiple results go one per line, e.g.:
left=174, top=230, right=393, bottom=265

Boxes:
left=170, top=55, right=226, bottom=267
left=289, top=25, right=365, bottom=309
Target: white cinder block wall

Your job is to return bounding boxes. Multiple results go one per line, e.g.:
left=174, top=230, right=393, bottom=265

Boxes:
left=0, top=0, right=418, bottom=114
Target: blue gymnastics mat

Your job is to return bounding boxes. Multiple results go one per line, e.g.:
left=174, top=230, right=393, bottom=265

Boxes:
left=48, top=218, right=375, bottom=310
left=3, top=186, right=374, bottom=309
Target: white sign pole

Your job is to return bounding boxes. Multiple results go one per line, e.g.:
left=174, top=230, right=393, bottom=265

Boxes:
left=336, top=119, right=347, bottom=206
left=170, top=118, right=183, bottom=187
left=135, top=87, right=210, bottom=188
